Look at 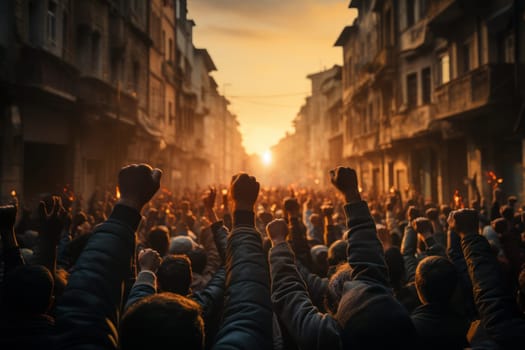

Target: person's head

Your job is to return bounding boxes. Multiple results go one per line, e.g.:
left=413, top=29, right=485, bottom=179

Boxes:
left=157, top=255, right=193, bottom=295
left=440, top=204, right=452, bottom=218
left=120, top=292, right=204, bottom=350
left=2, top=265, right=54, bottom=316
left=407, top=206, right=420, bottom=222
left=336, top=281, right=417, bottom=348
left=325, top=263, right=353, bottom=314
left=499, top=205, right=514, bottom=222
left=384, top=247, right=406, bottom=290
left=328, top=239, right=348, bottom=267
left=309, top=213, right=322, bottom=227
left=311, top=245, right=329, bottom=276
left=425, top=207, right=439, bottom=221
left=491, top=217, right=507, bottom=235
left=415, top=256, right=458, bottom=305
left=186, top=247, right=208, bottom=275
left=146, top=226, right=170, bottom=257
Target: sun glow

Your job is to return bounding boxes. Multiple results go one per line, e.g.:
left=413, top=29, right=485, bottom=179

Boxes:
left=262, top=150, right=272, bottom=166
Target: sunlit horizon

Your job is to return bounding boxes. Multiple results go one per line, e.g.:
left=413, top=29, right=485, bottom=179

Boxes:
left=189, top=0, right=357, bottom=155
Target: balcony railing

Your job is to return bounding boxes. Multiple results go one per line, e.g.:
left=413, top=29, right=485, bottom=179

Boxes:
left=373, top=46, right=395, bottom=70
left=390, top=105, right=432, bottom=141
left=433, top=64, right=515, bottom=120
left=427, top=0, right=456, bottom=23
left=77, top=76, right=138, bottom=123
left=400, top=20, right=428, bottom=53
left=17, top=47, right=76, bottom=100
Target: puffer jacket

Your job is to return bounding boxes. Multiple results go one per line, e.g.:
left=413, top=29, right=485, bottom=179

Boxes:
left=54, top=204, right=141, bottom=349
left=461, top=233, right=525, bottom=348
left=212, top=210, right=273, bottom=350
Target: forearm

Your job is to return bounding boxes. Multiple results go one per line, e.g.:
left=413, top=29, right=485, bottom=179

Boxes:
left=270, top=243, right=340, bottom=350
left=344, top=201, right=389, bottom=286
left=1, top=229, right=24, bottom=273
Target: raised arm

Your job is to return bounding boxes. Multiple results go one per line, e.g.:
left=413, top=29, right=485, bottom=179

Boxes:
left=55, top=164, right=161, bottom=350
left=268, top=219, right=341, bottom=350
left=330, top=167, right=388, bottom=286
left=451, top=209, right=525, bottom=347
left=213, top=173, right=273, bottom=350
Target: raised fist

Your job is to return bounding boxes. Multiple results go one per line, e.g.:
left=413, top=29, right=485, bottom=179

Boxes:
left=283, top=197, right=300, bottom=218
left=329, top=167, right=360, bottom=203
left=0, top=204, right=17, bottom=231
left=117, top=164, right=162, bottom=212
left=39, top=196, right=67, bottom=243
left=448, top=209, right=479, bottom=236
left=230, top=173, right=260, bottom=211
left=138, top=248, right=162, bottom=273
left=321, top=204, right=334, bottom=218
left=412, top=217, right=433, bottom=238
left=202, top=186, right=217, bottom=211
left=266, top=219, right=288, bottom=246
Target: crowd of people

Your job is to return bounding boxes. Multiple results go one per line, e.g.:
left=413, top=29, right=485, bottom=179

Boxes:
left=1, top=163, right=525, bottom=349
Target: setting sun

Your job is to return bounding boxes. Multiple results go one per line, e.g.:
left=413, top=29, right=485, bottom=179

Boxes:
left=262, top=150, right=272, bottom=166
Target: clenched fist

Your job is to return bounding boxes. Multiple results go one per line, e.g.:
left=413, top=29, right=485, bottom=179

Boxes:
left=448, top=209, right=479, bottom=236
left=230, top=173, right=260, bottom=212
left=138, top=248, right=162, bottom=273
left=330, top=167, right=360, bottom=203
left=117, top=164, right=162, bottom=212
left=266, top=219, right=288, bottom=246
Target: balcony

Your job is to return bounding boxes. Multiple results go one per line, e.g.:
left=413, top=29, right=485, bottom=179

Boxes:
left=17, top=47, right=77, bottom=101
left=400, top=20, right=428, bottom=53
left=390, top=105, right=432, bottom=141
left=427, top=0, right=457, bottom=25
left=433, top=64, right=516, bottom=120
left=76, top=77, right=138, bottom=124
left=348, top=131, right=379, bottom=157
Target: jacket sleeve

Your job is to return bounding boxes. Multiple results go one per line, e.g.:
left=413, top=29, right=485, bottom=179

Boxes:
left=210, top=221, right=228, bottom=264
left=123, top=270, right=157, bottom=311
left=192, top=267, right=225, bottom=323
left=344, top=201, right=388, bottom=286
left=212, top=211, right=273, bottom=350
left=288, top=216, right=313, bottom=270
left=401, top=224, right=418, bottom=282
left=200, top=226, right=221, bottom=277
left=296, top=261, right=328, bottom=310
left=270, top=242, right=342, bottom=350
left=461, top=233, right=525, bottom=347
left=55, top=204, right=141, bottom=350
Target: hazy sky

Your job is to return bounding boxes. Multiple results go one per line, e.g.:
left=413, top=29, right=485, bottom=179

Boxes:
left=189, top=0, right=357, bottom=156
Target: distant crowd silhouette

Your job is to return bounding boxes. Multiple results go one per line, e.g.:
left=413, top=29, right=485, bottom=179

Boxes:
left=1, top=163, right=524, bottom=349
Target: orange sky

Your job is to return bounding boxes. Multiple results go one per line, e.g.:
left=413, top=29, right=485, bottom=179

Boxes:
left=189, top=0, right=357, bottom=156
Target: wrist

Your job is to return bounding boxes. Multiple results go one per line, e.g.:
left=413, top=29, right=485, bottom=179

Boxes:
left=117, top=198, right=143, bottom=213
left=271, top=238, right=287, bottom=247
left=344, top=190, right=361, bottom=204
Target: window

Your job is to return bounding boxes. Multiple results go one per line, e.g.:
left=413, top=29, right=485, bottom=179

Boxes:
left=91, top=32, right=101, bottom=76
left=503, top=32, right=515, bottom=63
left=161, top=30, right=166, bottom=55
left=419, top=0, right=428, bottom=19
left=62, top=13, right=68, bottom=56
left=437, top=53, right=450, bottom=85
left=384, top=8, right=393, bottom=46
left=406, top=0, right=415, bottom=28
left=421, top=67, right=431, bottom=104
left=47, top=1, right=57, bottom=44
left=460, top=39, right=473, bottom=74
left=406, top=73, right=418, bottom=109
left=168, top=38, right=173, bottom=62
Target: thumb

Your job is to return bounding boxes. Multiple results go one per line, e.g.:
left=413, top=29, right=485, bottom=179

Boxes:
left=152, top=169, right=162, bottom=184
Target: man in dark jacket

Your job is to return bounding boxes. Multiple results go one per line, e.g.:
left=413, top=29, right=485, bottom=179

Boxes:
left=268, top=166, right=417, bottom=350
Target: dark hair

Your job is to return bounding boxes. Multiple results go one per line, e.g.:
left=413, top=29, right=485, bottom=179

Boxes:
left=325, top=263, right=353, bottom=315
left=147, top=226, right=170, bottom=257
left=2, top=265, right=54, bottom=315
left=425, top=208, right=439, bottom=221
left=415, top=256, right=458, bottom=305
left=157, top=255, right=193, bottom=296
left=120, top=292, right=204, bottom=350
left=327, top=240, right=348, bottom=267
left=186, top=247, right=208, bottom=274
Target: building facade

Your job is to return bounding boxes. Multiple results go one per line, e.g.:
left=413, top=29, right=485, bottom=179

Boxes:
left=335, top=0, right=525, bottom=205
